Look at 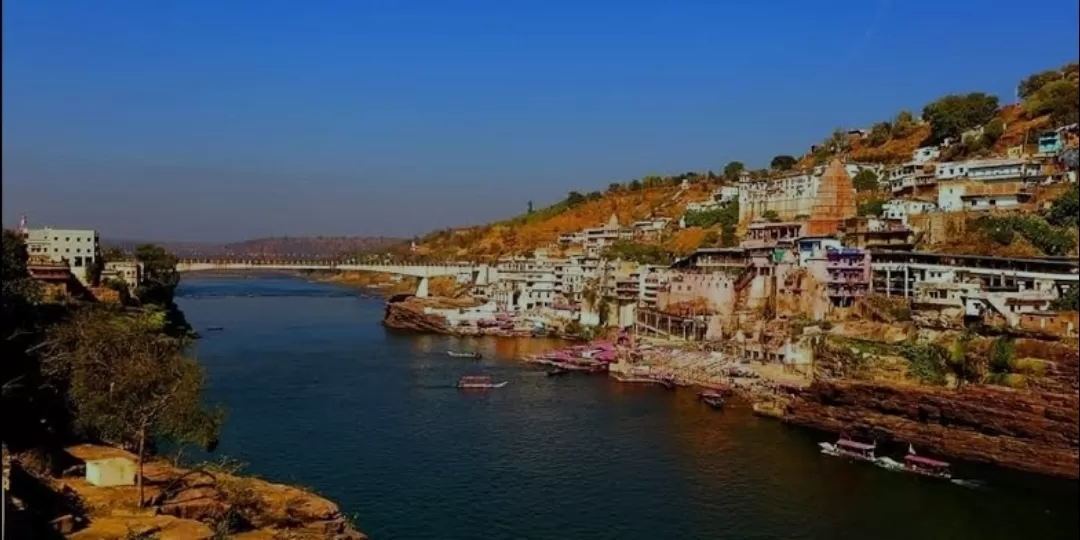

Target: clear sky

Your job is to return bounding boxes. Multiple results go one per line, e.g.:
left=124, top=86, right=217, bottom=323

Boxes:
left=3, top=0, right=1078, bottom=242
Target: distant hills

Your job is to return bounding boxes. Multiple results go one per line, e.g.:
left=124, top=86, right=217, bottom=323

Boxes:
left=105, top=236, right=406, bottom=258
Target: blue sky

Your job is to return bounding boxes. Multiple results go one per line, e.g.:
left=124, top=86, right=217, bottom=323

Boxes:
left=3, top=0, right=1078, bottom=241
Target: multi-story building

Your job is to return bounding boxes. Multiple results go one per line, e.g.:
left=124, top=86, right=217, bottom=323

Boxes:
left=24, top=227, right=100, bottom=285
left=881, top=199, right=937, bottom=222
left=738, top=159, right=856, bottom=237
left=934, top=158, right=1041, bottom=182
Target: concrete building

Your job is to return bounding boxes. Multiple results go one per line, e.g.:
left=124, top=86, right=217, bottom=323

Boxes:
left=934, top=158, right=1041, bottom=182
left=882, top=199, right=937, bottom=222
left=738, top=170, right=819, bottom=223
left=25, top=227, right=100, bottom=285
left=911, top=146, right=941, bottom=165
left=937, top=180, right=1030, bottom=212
left=101, top=260, right=143, bottom=290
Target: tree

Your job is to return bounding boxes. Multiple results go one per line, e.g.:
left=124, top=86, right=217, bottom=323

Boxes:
left=628, top=179, right=643, bottom=191
left=586, top=191, right=603, bottom=201
left=1018, top=69, right=1063, bottom=100
left=770, top=155, right=797, bottom=171
left=134, top=244, right=181, bottom=306
left=700, top=231, right=719, bottom=247
left=101, top=246, right=127, bottom=262
left=981, top=118, right=1005, bottom=146
left=852, top=169, right=880, bottom=192
left=891, top=110, right=916, bottom=138
left=868, top=122, right=891, bottom=147
left=43, top=309, right=223, bottom=507
left=565, top=191, right=586, bottom=206
left=1024, top=79, right=1080, bottom=127
left=761, top=210, right=781, bottom=222
left=921, top=93, right=1000, bottom=145
left=527, top=201, right=534, bottom=214
left=857, top=198, right=886, bottom=217
left=722, top=161, right=745, bottom=182
left=1047, top=184, right=1079, bottom=228
left=607, top=183, right=622, bottom=193
left=3, top=229, right=40, bottom=305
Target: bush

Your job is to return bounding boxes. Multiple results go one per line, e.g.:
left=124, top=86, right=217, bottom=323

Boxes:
left=972, top=215, right=1075, bottom=256
left=770, top=155, right=797, bottom=171
left=857, top=198, right=886, bottom=217
left=921, top=92, right=999, bottom=145
left=1046, top=184, right=1079, bottom=228
left=852, top=169, right=880, bottom=192
left=867, top=122, right=891, bottom=147
left=989, top=336, right=1015, bottom=374
left=900, top=342, right=949, bottom=386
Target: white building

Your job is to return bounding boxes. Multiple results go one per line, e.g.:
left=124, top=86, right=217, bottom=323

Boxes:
left=25, top=227, right=100, bottom=285
left=935, top=158, right=1041, bottom=182
left=911, top=146, right=941, bottom=165
left=881, top=199, right=937, bottom=222
left=101, top=260, right=143, bottom=290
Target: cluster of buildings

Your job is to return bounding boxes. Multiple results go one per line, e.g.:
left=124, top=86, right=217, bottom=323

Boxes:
left=14, top=218, right=142, bottom=302
left=440, top=141, right=1078, bottom=344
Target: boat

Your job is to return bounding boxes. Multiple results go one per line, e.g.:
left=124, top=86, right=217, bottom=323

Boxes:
left=456, top=375, right=507, bottom=389
left=655, top=375, right=676, bottom=390
left=699, top=390, right=725, bottom=406
left=447, top=351, right=482, bottom=359
left=903, top=453, right=952, bottom=479
left=819, top=438, right=877, bottom=462
left=205, top=326, right=225, bottom=332
left=546, top=368, right=570, bottom=377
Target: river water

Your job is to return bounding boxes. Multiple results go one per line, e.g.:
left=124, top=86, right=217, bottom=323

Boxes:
left=176, top=275, right=1078, bottom=540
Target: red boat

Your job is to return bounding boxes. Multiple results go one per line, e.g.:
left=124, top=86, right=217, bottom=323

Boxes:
left=904, top=454, right=952, bottom=479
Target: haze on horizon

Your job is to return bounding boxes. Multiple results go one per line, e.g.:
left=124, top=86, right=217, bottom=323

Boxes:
left=3, top=0, right=1078, bottom=243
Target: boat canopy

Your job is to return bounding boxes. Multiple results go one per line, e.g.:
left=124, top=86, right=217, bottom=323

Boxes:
left=459, top=375, right=492, bottom=382
left=837, top=439, right=875, bottom=451
left=905, top=454, right=950, bottom=468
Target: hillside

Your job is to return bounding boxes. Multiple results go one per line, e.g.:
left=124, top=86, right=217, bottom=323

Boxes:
left=417, top=181, right=718, bottom=260
left=416, top=62, right=1077, bottom=262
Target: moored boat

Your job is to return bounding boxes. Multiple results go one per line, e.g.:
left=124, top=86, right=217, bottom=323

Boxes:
left=456, top=375, right=507, bottom=389
left=904, top=453, right=952, bottom=479
left=546, top=368, right=570, bottom=377
left=448, top=350, right=482, bottom=359
left=701, top=396, right=724, bottom=409
left=819, top=438, right=877, bottom=462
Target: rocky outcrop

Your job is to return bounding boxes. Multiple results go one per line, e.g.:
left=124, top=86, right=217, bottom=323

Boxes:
left=382, top=295, right=453, bottom=334
left=784, top=381, right=1079, bottom=478
left=26, top=445, right=368, bottom=539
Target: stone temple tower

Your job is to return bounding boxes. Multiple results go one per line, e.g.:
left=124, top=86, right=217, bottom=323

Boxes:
left=805, top=159, right=856, bottom=237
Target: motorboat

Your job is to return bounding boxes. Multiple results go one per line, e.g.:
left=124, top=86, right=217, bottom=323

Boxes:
left=457, top=375, right=507, bottom=389
left=447, top=350, right=482, bottom=359
left=546, top=368, right=571, bottom=377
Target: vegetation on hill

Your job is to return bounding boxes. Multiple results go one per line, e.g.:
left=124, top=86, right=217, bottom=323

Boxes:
left=410, top=61, right=1078, bottom=262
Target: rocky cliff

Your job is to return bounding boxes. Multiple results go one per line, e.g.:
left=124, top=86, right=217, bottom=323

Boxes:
left=783, top=381, right=1079, bottom=478
left=382, top=295, right=454, bottom=334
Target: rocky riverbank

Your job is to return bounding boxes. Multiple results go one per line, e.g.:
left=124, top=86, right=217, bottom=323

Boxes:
left=781, top=380, right=1079, bottom=478
left=5, top=444, right=367, bottom=539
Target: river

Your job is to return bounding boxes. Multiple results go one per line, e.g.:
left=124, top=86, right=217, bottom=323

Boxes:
left=176, top=275, right=1078, bottom=540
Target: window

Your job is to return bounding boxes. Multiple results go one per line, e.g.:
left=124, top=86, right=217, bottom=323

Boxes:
left=74, top=257, right=83, bottom=267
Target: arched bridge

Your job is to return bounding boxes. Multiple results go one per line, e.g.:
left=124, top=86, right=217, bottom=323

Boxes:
left=175, top=259, right=491, bottom=298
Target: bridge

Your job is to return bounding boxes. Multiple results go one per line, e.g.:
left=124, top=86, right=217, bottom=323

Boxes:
left=175, top=259, right=491, bottom=298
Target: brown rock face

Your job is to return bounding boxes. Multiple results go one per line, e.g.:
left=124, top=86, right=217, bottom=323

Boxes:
left=806, top=159, right=856, bottom=237
left=784, top=380, right=1079, bottom=478
left=382, top=296, right=453, bottom=334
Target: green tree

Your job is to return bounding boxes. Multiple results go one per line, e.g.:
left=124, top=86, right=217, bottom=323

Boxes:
left=852, top=169, right=880, bottom=192
left=981, top=117, right=1005, bottom=146
left=527, top=200, right=534, bottom=214
left=770, top=155, right=797, bottom=171
left=43, top=309, right=223, bottom=506
left=921, top=92, right=1000, bottom=144
left=989, top=336, right=1015, bottom=374
left=857, top=198, right=886, bottom=217
left=1047, top=184, right=1079, bottom=227
left=642, top=174, right=663, bottom=188
left=628, top=179, right=643, bottom=191
left=1018, top=69, right=1064, bottom=100
left=1051, top=286, right=1078, bottom=312
left=607, top=182, right=622, bottom=193
left=134, top=244, right=181, bottom=306
left=1024, top=79, right=1080, bottom=126
left=761, top=210, right=781, bottom=222
left=722, top=161, right=745, bottom=181
left=565, top=191, right=586, bottom=206
left=3, top=229, right=40, bottom=305
left=700, top=231, right=719, bottom=247
left=867, top=122, right=891, bottom=146
left=891, top=110, right=916, bottom=138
